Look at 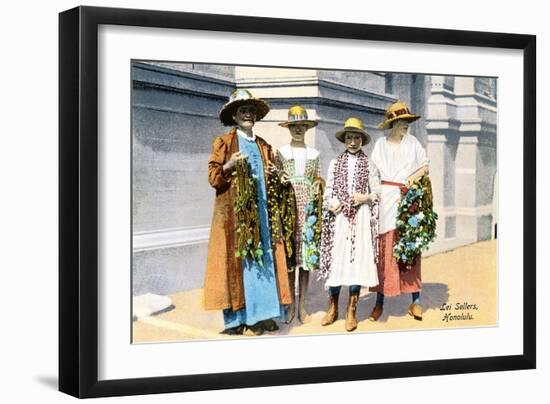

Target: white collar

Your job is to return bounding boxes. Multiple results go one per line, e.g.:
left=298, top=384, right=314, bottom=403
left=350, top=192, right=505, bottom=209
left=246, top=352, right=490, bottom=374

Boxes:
left=236, top=128, right=256, bottom=142
left=385, top=133, right=410, bottom=146
left=279, top=144, right=319, bottom=160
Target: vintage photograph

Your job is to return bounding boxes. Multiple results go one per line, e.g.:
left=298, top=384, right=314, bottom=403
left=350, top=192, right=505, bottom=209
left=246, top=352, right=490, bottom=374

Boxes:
left=131, top=61, right=498, bottom=342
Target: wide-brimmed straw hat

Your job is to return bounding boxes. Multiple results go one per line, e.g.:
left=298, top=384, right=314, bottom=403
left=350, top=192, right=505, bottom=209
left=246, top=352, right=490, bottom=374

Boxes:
left=219, top=89, right=270, bottom=126
left=335, top=117, right=371, bottom=144
left=278, top=105, right=317, bottom=129
left=378, top=101, right=420, bottom=130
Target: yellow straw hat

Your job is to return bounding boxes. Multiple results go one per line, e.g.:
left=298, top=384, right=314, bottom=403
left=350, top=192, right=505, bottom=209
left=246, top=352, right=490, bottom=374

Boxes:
left=335, top=117, right=371, bottom=144
left=378, top=101, right=420, bottom=130
left=278, top=105, right=317, bottom=129
left=219, top=89, right=270, bottom=126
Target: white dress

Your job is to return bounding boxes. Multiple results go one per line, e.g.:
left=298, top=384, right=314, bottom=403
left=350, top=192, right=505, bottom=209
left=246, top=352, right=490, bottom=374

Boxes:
left=371, top=134, right=429, bottom=234
left=323, top=153, right=380, bottom=288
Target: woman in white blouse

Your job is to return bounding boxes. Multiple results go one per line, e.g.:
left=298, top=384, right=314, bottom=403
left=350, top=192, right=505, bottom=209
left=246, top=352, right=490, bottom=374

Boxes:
left=368, top=101, right=429, bottom=322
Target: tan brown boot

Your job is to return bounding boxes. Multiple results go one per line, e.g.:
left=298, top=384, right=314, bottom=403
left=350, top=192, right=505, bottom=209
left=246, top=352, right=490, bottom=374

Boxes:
left=298, top=268, right=311, bottom=324
left=284, top=270, right=296, bottom=324
left=321, top=292, right=339, bottom=326
left=408, top=303, right=423, bottom=321
left=345, top=292, right=360, bottom=332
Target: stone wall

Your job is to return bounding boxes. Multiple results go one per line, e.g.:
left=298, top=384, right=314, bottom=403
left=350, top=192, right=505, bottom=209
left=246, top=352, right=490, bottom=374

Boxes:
left=132, top=62, right=233, bottom=295
left=132, top=62, right=497, bottom=296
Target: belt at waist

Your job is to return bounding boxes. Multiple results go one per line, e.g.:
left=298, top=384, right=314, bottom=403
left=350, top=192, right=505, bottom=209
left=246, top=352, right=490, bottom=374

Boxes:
left=381, top=180, right=406, bottom=187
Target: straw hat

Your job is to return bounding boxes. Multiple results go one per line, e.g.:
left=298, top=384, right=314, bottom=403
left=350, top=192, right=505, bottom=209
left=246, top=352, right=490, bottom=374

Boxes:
left=219, top=89, right=270, bottom=126
left=278, top=105, right=317, bottom=129
left=335, top=117, right=371, bottom=144
left=378, top=101, right=420, bottom=130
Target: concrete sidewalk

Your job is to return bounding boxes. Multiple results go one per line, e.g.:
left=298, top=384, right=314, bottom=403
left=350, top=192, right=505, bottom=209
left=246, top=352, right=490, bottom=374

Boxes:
left=133, top=239, right=497, bottom=343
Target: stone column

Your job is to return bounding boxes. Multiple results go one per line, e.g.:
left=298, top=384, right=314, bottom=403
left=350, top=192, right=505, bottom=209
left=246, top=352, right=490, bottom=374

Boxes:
left=454, top=77, right=497, bottom=242
left=425, top=76, right=461, bottom=254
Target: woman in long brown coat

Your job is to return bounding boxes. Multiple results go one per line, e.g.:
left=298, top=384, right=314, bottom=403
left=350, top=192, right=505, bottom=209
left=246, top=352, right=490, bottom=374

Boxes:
left=203, top=89, right=291, bottom=336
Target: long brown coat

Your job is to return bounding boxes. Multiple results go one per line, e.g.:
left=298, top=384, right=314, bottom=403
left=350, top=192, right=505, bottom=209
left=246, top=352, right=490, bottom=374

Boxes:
left=203, top=128, right=292, bottom=311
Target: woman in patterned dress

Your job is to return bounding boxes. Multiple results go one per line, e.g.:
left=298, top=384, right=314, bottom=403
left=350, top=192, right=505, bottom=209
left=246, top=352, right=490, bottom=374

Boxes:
left=276, top=105, right=324, bottom=324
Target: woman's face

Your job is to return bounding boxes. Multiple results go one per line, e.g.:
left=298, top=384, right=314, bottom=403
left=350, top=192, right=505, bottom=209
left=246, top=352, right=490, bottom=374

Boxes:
left=391, top=119, right=409, bottom=138
left=344, top=132, right=363, bottom=153
left=288, top=124, right=308, bottom=142
left=233, top=105, right=257, bottom=130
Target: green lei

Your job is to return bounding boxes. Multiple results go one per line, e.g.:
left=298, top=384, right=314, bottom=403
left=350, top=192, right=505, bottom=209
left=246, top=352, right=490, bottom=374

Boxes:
left=267, top=167, right=297, bottom=267
left=232, top=158, right=264, bottom=267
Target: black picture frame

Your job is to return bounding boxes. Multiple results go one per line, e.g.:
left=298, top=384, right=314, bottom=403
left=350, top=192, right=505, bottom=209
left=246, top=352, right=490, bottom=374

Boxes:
left=59, top=5, right=536, bottom=399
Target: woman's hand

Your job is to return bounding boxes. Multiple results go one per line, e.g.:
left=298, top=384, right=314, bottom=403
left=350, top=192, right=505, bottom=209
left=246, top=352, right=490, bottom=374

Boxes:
left=312, top=178, right=325, bottom=195
left=353, top=193, right=367, bottom=207
left=223, top=151, right=247, bottom=174
left=368, top=192, right=380, bottom=205
left=280, top=172, right=290, bottom=185
left=353, top=192, right=379, bottom=207
left=407, top=166, right=429, bottom=186
left=267, top=161, right=279, bottom=176
left=328, top=199, right=342, bottom=213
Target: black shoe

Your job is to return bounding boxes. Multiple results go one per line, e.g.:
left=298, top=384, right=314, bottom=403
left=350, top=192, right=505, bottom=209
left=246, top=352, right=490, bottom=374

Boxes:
left=262, top=319, right=279, bottom=332
left=244, top=322, right=264, bottom=336
left=220, top=325, right=244, bottom=335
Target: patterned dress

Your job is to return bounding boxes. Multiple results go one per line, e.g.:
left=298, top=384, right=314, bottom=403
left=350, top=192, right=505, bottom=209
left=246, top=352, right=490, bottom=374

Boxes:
left=276, top=145, right=321, bottom=271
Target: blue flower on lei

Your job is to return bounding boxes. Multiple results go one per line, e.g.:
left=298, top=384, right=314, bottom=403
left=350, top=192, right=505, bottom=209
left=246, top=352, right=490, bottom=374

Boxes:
left=408, top=215, right=419, bottom=228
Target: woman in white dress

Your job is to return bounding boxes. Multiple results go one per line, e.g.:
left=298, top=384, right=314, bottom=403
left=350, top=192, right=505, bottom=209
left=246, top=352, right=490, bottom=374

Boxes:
left=318, top=117, right=380, bottom=332
left=276, top=105, right=323, bottom=324
left=368, top=101, right=429, bottom=322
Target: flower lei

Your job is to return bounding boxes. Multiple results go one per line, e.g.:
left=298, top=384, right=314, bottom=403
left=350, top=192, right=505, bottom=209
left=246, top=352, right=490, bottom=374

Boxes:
left=267, top=170, right=297, bottom=267
left=393, top=175, right=438, bottom=269
left=318, top=150, right=379, bottom=279
left=232, top=158, right=264, bottom=267
left=301, top=178, right=325, bottom=270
